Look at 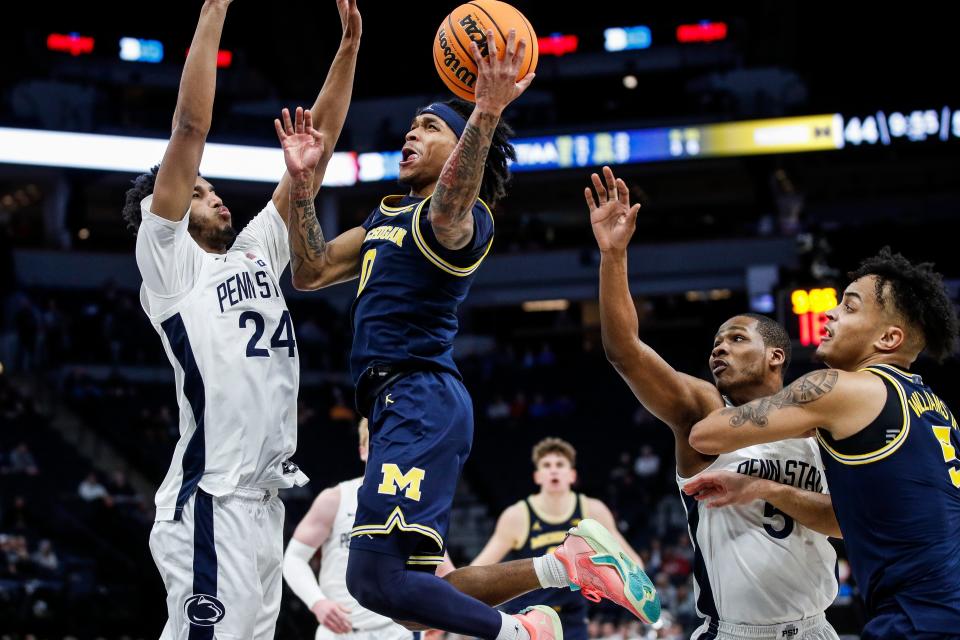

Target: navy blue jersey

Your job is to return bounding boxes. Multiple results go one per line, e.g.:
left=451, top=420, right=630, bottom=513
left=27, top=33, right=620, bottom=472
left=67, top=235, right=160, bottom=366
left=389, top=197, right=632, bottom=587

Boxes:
left=501, top=494, right=588, bottom=631
left=349, top=195, right=494, bottom=385
left=817, top=364, right=960, bottom=634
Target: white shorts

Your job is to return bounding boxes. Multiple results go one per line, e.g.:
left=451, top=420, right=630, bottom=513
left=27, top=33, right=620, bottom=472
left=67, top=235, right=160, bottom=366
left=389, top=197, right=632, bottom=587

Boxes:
left=315, top=624, right=417, bottom=640
left=693, top=613, right=839, bottom=640
left=149, top=487, right=284, bottom=640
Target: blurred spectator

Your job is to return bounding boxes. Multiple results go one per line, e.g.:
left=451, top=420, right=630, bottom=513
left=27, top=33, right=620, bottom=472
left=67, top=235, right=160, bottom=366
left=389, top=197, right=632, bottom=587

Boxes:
left=5, top=442, right=39, bottom=475
left=31, top=539, right=58, bottom=574
left=108, top=470, right=142, bottom=508
left=2, top=496, right=31, bottom=533
left=485, top=395, right=510, bottom=421
left=77, top=472, right=109, bottom=503
left=633, top=445, right=661, bottom=479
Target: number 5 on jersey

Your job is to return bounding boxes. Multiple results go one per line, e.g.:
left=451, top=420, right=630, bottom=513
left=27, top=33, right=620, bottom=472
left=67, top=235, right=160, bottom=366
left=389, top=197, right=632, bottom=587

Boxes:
left=932, top=426, right=960, bottom=488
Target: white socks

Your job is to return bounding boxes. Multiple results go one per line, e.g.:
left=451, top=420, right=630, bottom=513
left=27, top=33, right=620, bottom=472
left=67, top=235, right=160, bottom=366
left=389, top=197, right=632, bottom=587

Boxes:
left=497, top=611, right=531, bottom=640
left=533, top=554, right=569, bottom=589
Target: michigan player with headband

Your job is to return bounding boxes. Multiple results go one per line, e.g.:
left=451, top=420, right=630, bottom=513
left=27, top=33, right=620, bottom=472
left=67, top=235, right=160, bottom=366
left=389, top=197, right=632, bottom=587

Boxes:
left=284, top=29, right=658, bottom=640
left=283, top=419, right=453, bottom=640
left=120, top=1, right=361, bottom=637
left=691, top=248, right=960, bottom=640
left=472, top=437, right=644, bottom=640
left=587, top=165, right=840, bottom=640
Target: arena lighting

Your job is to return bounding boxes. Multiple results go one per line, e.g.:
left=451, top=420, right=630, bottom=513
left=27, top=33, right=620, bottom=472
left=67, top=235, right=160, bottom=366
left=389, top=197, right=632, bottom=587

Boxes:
left=676, top=21, right=728, bottom=44
left=184, top=48, right=233, bottom=68
left=1, top=107, right=955, bottom=180
left=522, top=299, right=570, bottom=312
left=791, top=288, right=837, bottom=347
left=604, top=26, right=651, bottom=52
left=119, top=37, right=164, bottom=63
left=47, top=33, right=94, bottom=56
left=0, top=128, right=358, bottom=186
left=538, top=33, right=578, bottom=56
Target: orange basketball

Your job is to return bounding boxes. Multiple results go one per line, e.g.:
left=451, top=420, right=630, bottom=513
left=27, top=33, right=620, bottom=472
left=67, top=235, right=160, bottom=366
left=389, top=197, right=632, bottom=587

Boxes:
left=433, top=1, right=538, bottom=102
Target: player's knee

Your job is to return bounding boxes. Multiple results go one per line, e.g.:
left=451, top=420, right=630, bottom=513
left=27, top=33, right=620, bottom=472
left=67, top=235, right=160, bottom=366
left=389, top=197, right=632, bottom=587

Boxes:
left=346, top=550, right=402, bottom=615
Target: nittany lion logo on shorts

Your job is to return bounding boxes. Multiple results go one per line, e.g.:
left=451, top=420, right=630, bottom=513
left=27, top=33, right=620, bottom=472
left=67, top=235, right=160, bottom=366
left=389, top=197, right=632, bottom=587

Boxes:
left=184, top=594, right=226, bottom=626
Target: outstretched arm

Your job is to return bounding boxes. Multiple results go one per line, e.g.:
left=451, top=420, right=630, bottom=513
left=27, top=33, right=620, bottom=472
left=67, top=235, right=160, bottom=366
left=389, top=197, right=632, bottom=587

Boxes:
left=588, top=166, right=722, bottom=474
left=429, top=29, right=534, bottom=250
left=689, top=369, right=883, bottom=454
left=151, top=0, right=232, bottom=222
left=275, top=107, right=365, bottom=290
left=682, top=470, right=842, bottom=538
left=272, top=0, right=361, bottom=220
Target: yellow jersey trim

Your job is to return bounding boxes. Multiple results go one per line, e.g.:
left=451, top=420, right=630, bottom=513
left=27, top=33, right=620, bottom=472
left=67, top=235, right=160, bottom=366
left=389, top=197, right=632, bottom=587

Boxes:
left=379, top=195, right=416, bottom=216
left=350, top=506, right=444, bottom=553
left=411, top=196, right=494, bottom=277
left=869, top=363, right=918, bottom=382
left=579, top=493, right=590, bottom=519
left=816, top=366, right=910, bottom=465
left=527, top=493, right=580, bottom=525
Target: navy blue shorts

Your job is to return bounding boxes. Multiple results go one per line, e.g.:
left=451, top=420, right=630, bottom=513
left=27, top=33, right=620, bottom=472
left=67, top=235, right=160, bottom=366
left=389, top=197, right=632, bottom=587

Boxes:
left=864, top=610, right=960, bottom=640
left=350, top=370, right=473, bottom=568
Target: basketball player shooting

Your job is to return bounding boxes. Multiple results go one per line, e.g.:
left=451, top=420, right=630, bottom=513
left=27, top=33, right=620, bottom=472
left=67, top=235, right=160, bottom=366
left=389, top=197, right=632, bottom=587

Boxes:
left=587, top=165, right=842, bottom=640
left=691, top=249, right=960, bottom=639
left=284, top=28, right=657, bottom=640
left=120, top=1, right=361, bottom=637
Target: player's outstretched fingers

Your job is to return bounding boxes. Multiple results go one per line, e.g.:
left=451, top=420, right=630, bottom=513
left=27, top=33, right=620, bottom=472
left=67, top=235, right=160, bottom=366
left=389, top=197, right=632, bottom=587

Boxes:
left=282, top=107, right=295, bottom=136
left=603, top=166, right=618, bottom=201
left=295, top=106, right=305, bottom=133
left=486, top=28, right=499, bottom=62
left=585, top=186, right=599, bottom=212
left=505, top=28, right=517, bottom=62
left=274, top=118, right=286, bottom=143
left=591, top=172, right=607, bottom=202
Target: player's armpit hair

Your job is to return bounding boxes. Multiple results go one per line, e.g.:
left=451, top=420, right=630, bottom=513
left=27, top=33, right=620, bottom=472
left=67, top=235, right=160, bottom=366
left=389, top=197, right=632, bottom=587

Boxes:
left=121, top=164, right=160, bottom=235
left=721, top=369, right=839, bottom=428
left=444, top=99, right=516, bottom=207
left=849, top=247, right=959, bottom=361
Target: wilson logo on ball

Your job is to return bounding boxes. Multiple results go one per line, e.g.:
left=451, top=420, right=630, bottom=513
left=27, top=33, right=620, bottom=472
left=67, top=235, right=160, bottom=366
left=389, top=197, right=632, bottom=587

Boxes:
left=433, top=0, right=538, bottom=102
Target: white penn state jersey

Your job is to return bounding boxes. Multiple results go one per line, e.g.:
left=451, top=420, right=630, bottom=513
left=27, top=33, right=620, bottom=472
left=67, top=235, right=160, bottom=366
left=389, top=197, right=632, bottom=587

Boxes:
left=676, top=438, right=838, bottom=627
left=320, top=478, right=397, bottom=631
left=137, top=196, right=300, bottom=521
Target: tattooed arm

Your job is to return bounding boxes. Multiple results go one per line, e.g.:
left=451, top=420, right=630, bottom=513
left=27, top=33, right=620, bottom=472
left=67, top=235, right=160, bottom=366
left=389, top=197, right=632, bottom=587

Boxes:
left=429, top=28, right=534, bottom=250
left=276, top=107, right=364, bottom=290
left=688, top=369, right=886, bottom=454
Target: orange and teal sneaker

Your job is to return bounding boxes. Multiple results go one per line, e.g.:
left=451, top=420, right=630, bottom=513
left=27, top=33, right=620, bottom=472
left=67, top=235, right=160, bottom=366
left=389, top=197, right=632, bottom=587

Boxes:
left=514, top=605, right=563, bottom=640
left=553, top=518, right=660, bottom=623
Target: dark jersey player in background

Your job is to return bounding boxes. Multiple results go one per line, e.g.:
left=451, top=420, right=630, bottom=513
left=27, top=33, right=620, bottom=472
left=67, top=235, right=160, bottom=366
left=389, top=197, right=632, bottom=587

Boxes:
left=691, top=248, right=960, bottom=640
left=285, top=29, right=658, bottom=640
left=472, top=438, right=644, bottom=640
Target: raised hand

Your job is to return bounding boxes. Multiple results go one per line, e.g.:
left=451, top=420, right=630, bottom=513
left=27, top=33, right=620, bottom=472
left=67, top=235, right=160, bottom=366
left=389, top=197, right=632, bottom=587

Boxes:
left=586, top=165, right=640, bottom=253
left=681, top=470, right=763, bottom=508
left=335, top=0, right=361, bottom=41
left=469, top=29, right=535, bottom=117
left=275, top=107, right=325, bottom=181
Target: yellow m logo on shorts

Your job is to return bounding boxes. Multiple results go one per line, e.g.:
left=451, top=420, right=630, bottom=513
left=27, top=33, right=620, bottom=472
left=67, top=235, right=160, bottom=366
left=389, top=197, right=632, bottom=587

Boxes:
left=377, top=464, right=425, bottom=502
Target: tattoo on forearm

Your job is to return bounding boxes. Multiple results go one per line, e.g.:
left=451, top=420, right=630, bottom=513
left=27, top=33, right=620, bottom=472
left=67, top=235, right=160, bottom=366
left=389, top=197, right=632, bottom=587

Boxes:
left=431, top=112, right=496, bottom=239
left=288, top=181, right=326, bottom=280
left=722, top=369, right=839, bottom=427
